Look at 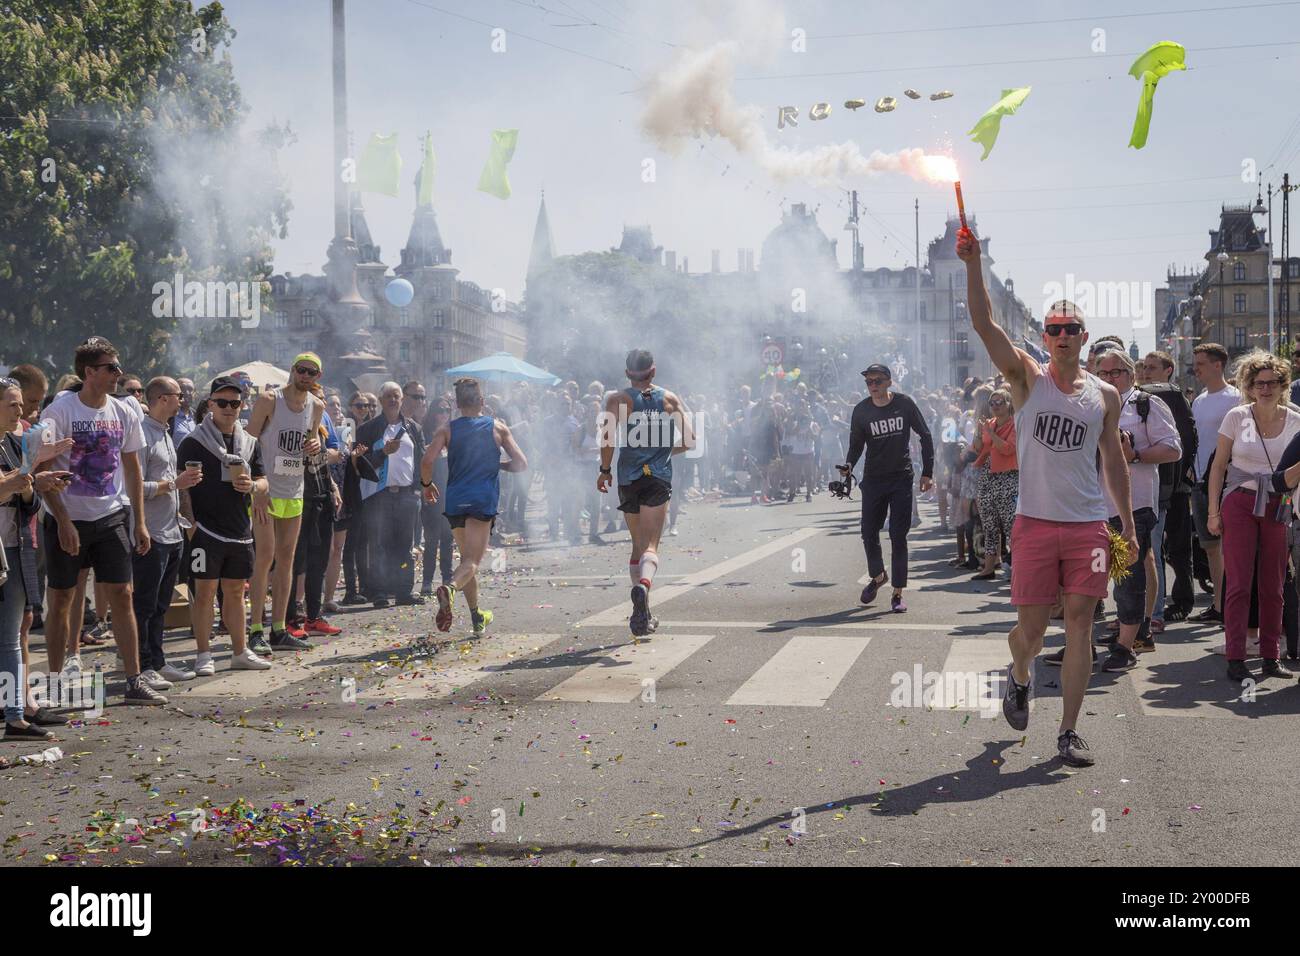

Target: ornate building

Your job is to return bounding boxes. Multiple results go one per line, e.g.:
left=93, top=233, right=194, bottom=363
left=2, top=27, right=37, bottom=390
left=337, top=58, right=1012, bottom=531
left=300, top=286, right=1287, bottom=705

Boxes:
left=207, top=188, right=528, bottom=395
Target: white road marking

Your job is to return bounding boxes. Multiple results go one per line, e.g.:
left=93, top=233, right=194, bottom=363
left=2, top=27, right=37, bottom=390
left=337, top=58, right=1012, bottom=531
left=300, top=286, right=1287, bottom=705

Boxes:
left=537, top=633, right=714, bottom=703
left=725, top=634, right=871, bottom=707
left=577, top=527, right=822, bottom=627
left=650, top=619, right=1061, bottom=634
left=938, top=637, right=1021, bottom=712
left=1129, top=636, right=1288, bottom=716
left=357, top=633, right=558, bottom=701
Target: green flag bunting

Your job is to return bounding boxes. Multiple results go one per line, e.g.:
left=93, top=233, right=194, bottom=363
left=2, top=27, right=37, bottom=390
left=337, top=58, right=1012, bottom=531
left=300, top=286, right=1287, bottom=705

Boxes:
left=477, top=129, right=519, bottom=200
left=357, top=133, right=402, bottom=197
left=967, top=87, right=1031, bottom=161
left=1128, top=41, right=1186, bottom=149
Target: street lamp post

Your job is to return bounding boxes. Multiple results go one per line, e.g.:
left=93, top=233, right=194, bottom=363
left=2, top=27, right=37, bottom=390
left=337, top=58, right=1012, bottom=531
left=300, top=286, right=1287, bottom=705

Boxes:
left=1254, top=189, right=1275, bottom=353
left=1216, top=248, right=1229, bottom=346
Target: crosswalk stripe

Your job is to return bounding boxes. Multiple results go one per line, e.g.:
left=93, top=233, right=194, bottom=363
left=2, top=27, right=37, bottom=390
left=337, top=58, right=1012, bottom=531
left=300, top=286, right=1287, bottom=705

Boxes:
left=577, top=527, right=821, bottom=627
left=725, top=634, right=871, bottom=707
left=537, top=633, right=714, bottom=703
left=651, top=620, right=1061, bottom=634
left=357, top=633, right=556, bottom=701
left=938, top=637, right=1017, bottom=712
left=1127, top=636, right=1287, bottom=716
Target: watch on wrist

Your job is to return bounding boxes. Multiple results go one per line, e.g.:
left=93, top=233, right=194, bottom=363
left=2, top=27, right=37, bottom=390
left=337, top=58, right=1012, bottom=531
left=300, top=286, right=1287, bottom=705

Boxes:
left=599, top=466, right=612, bottom=475
left=421, top=478, right=433, bottom=487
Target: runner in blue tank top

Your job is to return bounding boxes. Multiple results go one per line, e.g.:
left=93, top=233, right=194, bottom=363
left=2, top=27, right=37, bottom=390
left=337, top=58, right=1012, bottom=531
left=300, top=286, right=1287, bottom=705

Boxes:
left=596, top=350, right=695, bottom=636
left=421, top=378, right=527, bottom=634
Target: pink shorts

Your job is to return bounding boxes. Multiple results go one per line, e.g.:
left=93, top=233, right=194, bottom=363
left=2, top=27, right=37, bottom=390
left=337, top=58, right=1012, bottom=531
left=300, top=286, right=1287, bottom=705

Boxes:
left=1010, top=515, right=1110, bottom=606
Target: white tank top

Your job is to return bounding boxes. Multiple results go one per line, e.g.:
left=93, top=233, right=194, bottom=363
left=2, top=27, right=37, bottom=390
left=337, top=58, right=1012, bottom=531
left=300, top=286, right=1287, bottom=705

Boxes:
left=1014, top=362, right=1108, bottom=522
left=263, top=390, right=312, bottom=500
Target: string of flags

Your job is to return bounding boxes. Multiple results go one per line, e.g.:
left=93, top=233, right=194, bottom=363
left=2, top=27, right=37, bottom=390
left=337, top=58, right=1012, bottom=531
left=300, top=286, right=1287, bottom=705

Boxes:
left=774, top=41, right=1187, bottom=156
left=353, top=129, right=520, bottom=201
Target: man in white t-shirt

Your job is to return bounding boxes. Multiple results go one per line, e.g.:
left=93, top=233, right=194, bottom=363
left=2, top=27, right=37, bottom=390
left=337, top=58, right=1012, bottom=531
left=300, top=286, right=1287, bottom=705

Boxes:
left=35, top=339, right=164, bottom=705
left=1093, top=351, right=1181, bottom=671
left=1189, top=343, right=1240, bottom=624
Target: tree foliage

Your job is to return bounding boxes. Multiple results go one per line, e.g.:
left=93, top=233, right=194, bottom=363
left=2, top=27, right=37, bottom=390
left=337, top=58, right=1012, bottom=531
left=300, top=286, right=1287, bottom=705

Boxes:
left=0, top=0, right=293, bottom=378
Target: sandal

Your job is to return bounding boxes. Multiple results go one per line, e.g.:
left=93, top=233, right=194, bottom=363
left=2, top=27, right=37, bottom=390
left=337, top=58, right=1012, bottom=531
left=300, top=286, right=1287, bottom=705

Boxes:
left=1150, top=619, right=1166, bottom=634
left=79, top=628, right=107, bottom=647
left=4, top=722, right=56, bottom=741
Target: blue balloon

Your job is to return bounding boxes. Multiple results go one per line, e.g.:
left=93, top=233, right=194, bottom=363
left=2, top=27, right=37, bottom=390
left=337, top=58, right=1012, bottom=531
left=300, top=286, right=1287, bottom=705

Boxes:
left=385, top=278, right=415, bottom=307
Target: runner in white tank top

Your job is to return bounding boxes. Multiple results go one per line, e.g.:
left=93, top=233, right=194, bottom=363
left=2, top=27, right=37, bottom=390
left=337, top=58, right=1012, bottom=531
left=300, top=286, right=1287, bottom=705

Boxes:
left=959, top=227, right=1137, bottom=768
left=244, top=354, right=325, bottom=654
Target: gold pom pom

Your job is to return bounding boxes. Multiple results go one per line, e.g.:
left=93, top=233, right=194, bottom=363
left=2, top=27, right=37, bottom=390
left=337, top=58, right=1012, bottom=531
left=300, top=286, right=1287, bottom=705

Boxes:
left=1107, top=527, right=1133, bottom=583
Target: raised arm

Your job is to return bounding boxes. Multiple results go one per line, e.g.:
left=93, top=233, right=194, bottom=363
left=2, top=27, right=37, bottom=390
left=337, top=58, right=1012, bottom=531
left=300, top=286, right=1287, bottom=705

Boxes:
left=1097, top=385, right=1137, bottom=562
left=956, top=226, right=1036, bottom=396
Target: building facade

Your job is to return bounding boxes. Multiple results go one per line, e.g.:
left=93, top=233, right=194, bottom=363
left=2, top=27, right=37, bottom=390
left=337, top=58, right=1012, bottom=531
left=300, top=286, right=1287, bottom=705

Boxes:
left=183, top=190, right=527, bottom=395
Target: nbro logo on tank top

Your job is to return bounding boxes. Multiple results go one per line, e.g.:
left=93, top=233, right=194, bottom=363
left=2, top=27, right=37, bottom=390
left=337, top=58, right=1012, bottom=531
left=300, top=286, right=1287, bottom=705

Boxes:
left=1032, top=411, right=1088, bottom=451
left=278, top=429, right=304, bottom=456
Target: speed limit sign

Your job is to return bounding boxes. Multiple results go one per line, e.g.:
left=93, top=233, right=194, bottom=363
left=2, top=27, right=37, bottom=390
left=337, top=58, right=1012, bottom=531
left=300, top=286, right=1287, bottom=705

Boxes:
left=761, top=343, right=783, bottom=366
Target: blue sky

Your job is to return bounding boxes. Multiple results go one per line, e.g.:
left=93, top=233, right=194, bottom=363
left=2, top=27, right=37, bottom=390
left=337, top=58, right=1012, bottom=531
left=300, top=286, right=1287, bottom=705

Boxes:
left=219, top=0, right=1300, bottom=351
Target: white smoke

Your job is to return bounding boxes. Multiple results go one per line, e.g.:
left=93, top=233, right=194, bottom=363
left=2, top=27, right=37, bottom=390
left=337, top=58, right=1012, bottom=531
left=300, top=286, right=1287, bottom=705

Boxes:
left=639, top=42, right=955, bottom=187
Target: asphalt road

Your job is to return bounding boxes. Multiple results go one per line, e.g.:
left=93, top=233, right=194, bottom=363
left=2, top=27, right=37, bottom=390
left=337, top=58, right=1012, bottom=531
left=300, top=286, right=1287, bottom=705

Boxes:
left=4, top=486, right=1292, bottom=867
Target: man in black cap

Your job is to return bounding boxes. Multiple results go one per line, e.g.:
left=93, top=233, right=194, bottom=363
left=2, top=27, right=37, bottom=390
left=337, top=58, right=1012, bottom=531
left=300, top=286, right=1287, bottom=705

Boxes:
left=838, top=363, right=934, bottom=612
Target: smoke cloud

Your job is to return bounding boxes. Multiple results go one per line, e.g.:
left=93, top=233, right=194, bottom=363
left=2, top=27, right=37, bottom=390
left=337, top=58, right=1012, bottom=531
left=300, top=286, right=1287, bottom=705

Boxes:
left=639, top=42, right=957, bottom=187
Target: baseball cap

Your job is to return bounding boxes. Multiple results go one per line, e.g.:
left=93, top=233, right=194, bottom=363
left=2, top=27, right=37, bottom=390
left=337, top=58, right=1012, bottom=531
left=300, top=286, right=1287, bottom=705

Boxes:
left=209, top=375, right=247, bottom=397
left=860, top=363, right=892, bottom=379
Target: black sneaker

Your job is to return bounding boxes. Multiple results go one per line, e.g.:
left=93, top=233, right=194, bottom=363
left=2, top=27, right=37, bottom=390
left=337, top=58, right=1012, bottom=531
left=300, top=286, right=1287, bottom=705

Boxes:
left=1002, top=665, right=1030, bottom=731
left=1226, top=659, right=1254, bottom=683
left=372, top=596, right=391, bottom=609
left=1261, top=658, right=1294, bottom=680
left=1044, top=645, right=1097, bottom=666
left=1163, top=606, right=1190, bottom=622
left=1191, top=606, right=1223, bottom=624
left=1100, top=645, right=1137, bottom=672
left=249, top=631, right=273, bottom=657
left=629, top=585, right=651, bottom=637
left=1133, top=630, right=1157, bottom=654
left=1197, top=576, right=1215, bottom=596
left=1057, top=729, right=1095, bottom=767
left=860, top=573, right=886, bottom=605
left=123, top=679, right=167, bottom=706
left=341, top=593, right=368, bottom=606
left=396, top=594, right=426, bottom=606
left=270, top=628, right=313, bottom=651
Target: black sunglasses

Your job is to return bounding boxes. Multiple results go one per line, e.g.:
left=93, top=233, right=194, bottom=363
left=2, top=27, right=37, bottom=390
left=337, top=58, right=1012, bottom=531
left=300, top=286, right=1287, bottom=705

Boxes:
left=211, top=397, right=243, bottom=409
left=405, top=393, right=428, bottom=401
left=1045, top=323, right=1083, bottom=337
left=90, top=362, right=123, bottom=373
left=864, top=377, right=888, bottom=386
left=294, top=365, right=320, bottom=377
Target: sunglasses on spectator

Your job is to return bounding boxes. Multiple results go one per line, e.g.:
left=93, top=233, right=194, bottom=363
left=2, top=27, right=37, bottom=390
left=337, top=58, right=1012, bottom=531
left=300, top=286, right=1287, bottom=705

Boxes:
left=90, top=362, right=123, bottom=373
left=405, top=392, right=427, bottom=401
left=125, top=386, right=144, bottom=395
left=864, top=377, right=888, bottom=386
left=1045, top=323, right=1083, bottom=337
left=294, top=365, right=321, bottom=377
left=211, top=397, right=243, bottom=409
left=989, top=398, right=1008, bottom=405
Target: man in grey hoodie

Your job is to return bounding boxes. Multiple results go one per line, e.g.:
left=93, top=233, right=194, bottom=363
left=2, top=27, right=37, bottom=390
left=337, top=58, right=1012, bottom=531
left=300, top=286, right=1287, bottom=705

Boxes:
left=131, top=377, right=203, bottom=690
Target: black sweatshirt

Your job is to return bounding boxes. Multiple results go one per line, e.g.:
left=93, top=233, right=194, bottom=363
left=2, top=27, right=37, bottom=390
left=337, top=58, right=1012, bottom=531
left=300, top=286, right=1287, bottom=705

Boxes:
left=845, top=392, right=934, bottom=479
left=1270, top=430, right=1300, bottom=494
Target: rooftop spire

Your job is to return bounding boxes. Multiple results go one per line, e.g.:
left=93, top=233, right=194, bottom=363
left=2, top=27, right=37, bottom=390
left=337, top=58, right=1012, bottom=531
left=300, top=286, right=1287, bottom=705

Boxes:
left=526, top=191, right=555, bottom=286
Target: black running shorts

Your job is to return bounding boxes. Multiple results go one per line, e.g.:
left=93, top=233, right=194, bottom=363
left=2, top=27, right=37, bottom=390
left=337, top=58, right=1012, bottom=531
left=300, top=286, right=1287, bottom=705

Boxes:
left=447, top=512, right=496, bottom=532
left=617, top=475, right=672, bottom=513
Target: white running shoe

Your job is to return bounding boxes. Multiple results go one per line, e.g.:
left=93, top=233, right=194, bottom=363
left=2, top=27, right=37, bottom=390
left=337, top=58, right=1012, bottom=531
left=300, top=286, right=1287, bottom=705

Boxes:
left=139, top=669, right=173, bottom=691
left=62, top=654, right=83, bottom=677
left=160, top=662, right=197, bottom=682
left=194, top=652, right=216, bottom=677
left=231, top=648, right=271, bottom=671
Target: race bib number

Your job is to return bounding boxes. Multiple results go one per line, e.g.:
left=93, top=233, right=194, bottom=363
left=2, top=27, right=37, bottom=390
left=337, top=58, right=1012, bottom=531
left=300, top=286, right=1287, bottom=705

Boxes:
left=274, top=455, right=303, bottom=477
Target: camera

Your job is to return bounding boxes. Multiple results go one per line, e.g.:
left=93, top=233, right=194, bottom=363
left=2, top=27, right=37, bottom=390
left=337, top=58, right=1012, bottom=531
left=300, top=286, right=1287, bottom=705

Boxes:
left=828, top=470, right=855, bottom=500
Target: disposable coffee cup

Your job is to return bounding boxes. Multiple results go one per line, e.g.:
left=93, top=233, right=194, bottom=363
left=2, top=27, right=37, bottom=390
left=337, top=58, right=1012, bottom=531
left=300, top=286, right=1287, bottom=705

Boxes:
left=225, top=455, right=246, bottom=481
